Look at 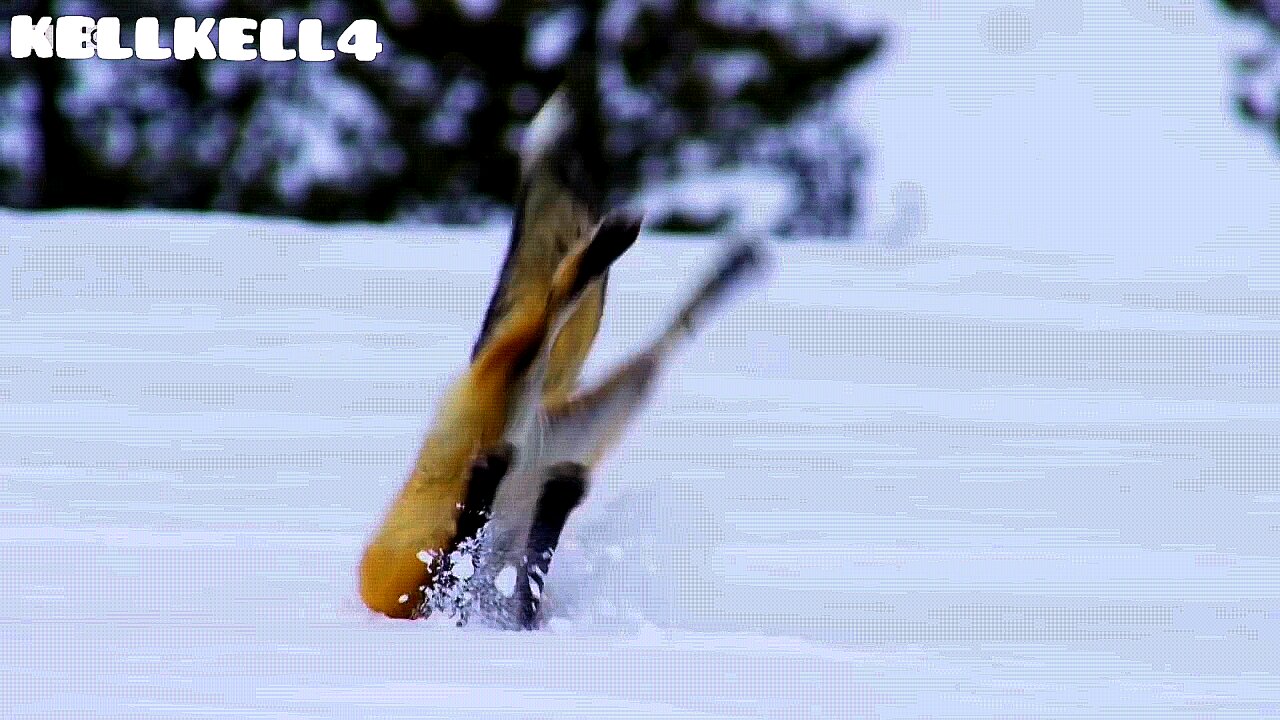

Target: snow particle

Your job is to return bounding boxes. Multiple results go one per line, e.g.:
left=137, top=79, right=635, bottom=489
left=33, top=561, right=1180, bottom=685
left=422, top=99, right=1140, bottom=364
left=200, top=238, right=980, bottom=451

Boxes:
left=397, top=594, right=409, bottom=604
left=416, top=549, right=435, bottom=564
left=451, top=553, right=475, bottom=580
left=494, top=565, right=517, bottom=598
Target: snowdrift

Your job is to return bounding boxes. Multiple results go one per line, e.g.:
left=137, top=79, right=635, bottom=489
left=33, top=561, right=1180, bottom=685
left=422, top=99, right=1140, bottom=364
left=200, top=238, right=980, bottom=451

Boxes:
left=2, top=211, right=1278, bottom=717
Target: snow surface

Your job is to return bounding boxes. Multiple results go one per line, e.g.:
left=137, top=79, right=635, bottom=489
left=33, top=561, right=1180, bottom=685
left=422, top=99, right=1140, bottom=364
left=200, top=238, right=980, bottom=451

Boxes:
left=2, top=208, right=1278, bottom=718
left=5, top=2, right=1280, bottom=717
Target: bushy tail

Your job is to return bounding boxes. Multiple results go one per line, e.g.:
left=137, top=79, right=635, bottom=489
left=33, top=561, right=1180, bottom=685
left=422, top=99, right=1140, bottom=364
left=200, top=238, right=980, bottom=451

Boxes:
left=471, top=83, right=611, bottom=402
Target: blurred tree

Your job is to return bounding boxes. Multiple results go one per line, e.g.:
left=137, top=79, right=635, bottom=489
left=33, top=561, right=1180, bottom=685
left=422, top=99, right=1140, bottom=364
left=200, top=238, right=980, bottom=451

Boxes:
left=0, top=0, right=883, bottom=235
left=1219, top=1, right=1280, bottom=147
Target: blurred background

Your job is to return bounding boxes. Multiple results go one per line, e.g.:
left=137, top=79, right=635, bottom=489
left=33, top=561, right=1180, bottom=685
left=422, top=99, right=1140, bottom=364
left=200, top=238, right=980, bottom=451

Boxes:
left=0, top=0, right=886, bottom=236
left=3, top=1, right=1280, bottom=239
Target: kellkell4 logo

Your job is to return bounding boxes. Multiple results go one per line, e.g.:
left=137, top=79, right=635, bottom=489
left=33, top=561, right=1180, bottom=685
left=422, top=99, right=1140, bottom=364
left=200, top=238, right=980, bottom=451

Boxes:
left=9, top=16, right=383, bottom=61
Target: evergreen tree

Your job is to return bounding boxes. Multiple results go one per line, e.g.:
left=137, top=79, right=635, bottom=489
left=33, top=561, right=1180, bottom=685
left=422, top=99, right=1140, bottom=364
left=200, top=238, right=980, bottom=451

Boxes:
left=0, top=0, right=883, bottom=235
left=1220, top=1, right=1280, bottom=148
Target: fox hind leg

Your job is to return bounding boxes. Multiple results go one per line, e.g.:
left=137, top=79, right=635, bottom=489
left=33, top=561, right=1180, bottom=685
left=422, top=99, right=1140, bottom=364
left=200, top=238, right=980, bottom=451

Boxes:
left=490, top=241, right=765, bottom=626
left=546, top=240, right=767, bottom=466
left=457, top=464, right=586, bottom=631
left=516, top=463, right=588, bottom=629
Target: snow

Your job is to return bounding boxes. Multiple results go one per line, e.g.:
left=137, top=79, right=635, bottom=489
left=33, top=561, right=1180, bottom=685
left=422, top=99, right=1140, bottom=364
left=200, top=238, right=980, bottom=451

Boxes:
left=494, top=565, right=518, bottom=599
left=4, top=1, right=1280, bottom=717
left=452, top=553, right=475, bottom=581
left=2, top=207, right=1277, bottom=717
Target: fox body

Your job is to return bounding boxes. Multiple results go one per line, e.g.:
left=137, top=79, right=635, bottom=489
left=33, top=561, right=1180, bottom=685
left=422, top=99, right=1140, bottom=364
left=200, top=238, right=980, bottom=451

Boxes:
left=358, top=89, right=766, bottom=626
left=359, top=91, right=621, bottom=619
left=358, top=212, right=639, bottom=618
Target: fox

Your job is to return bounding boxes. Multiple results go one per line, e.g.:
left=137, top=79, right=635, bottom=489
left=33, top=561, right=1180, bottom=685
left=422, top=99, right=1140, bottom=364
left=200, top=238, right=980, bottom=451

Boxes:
left=358, top=88, right=627, bottom=620
left=359, top=87, right=767, bottom=627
